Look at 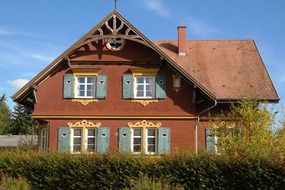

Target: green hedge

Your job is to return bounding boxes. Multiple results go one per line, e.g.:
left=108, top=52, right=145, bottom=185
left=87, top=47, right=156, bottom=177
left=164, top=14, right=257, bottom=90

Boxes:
left=0, top=151, right=285, bottom=189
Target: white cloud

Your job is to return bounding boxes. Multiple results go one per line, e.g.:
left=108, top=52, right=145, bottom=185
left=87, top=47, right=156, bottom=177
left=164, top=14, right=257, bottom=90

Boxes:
left=187, top=17, right=220, bottom=38
left=7, top=79, right=29, bottom=90
left=141, top=0, right=171, bottom=17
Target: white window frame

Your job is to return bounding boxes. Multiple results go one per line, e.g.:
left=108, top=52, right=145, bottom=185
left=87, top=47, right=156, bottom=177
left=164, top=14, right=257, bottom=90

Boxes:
left=40, top=128, right=48, bottom=152
left=75, top=76, right=96, bottom=98
left=134, top=76, right=155, bottom=99
left=71, top=128, right=82, bottom=153
left=131, top=128, right=157, bottom=154
left=146, top=128, right=156, bottom=155
left=131, top=128, right=142, bottom=153
left=85, top=128, right=97, bottom=153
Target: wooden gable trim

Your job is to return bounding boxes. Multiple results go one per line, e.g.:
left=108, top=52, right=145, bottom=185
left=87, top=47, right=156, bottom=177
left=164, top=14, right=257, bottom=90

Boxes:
left=12, top=10, right=216, bottom=104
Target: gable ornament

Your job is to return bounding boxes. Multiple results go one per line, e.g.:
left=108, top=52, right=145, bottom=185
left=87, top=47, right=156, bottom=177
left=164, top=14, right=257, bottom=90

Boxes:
left=67, top=120, right=101, bottom=128
left=128, top=120, right=161, bottom=128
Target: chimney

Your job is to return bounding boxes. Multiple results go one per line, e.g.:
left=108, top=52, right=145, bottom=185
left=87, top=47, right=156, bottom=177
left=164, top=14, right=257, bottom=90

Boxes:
left=177, top=26, right=187, bottom=56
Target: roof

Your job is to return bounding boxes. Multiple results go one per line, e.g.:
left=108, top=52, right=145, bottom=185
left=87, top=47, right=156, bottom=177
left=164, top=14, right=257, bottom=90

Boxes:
left=153, top=40, right=279, bottom=101
left=12, top=10, right=279, bottom=104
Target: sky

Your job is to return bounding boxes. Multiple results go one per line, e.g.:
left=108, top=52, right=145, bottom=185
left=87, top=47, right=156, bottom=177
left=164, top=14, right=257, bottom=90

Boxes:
left=0, top=0, right=284, bottom=115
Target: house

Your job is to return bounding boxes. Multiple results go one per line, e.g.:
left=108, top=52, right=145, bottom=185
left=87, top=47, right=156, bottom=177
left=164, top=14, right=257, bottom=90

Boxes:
left=12, top=10, right=279, bottom=154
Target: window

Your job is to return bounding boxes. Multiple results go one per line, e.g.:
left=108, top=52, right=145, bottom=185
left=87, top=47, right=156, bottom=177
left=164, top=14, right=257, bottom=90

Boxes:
left=147, top=129, right=156, bottom=153
left=106, top=38, right=125, bottom=51
left=132, top=128, right=142, bottom=153
left=63, top=73, right=107, bottom=100
left=40, top=128, right=48, bottom=152
left=131, top=128, right=157, bottom=154
left=86, top=128, right=96, bottom=153
left=134, top=76, right=155, bottom=99
left=119, top=126, right=170, bottom=154
left=72, top=128, right=82, bottom=153
left=76, top=76, right=95, bottom=98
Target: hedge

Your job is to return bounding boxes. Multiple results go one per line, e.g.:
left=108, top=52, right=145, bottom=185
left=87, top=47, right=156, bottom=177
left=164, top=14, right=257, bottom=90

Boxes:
left=0, top=151, right=285, bottom=189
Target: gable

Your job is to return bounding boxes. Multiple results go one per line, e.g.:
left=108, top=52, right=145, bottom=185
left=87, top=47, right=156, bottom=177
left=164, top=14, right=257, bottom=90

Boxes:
left=12, top=10, right=279, bottom=106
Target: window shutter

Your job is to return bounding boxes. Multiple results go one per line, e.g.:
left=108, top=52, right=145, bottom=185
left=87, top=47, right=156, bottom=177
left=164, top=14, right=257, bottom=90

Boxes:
left=96, top=75, right=107, bottom=99
left=63, top=74, right=74, bottom=98
left=205, top=128, right=215, bottom=152
left=58, top=127, right=70, bottom=152
left=118, top=127, right=131, bottom=153
left=97, top=128, right=110, bottom=154
left=155, top=75, right=166, bottom=99
left=158, top=128, right=170, bottom=154
left=123, top=75, right=134, bottom=99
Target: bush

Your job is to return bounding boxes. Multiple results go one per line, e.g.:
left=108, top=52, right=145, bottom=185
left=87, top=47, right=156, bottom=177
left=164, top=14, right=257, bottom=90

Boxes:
left=0, top=174, right=30, bottom=190
left=0, top=150, right=285, bottom=189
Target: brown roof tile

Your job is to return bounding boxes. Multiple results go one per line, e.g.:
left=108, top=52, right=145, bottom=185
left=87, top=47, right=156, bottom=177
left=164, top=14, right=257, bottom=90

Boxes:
left=153, top=40, right=279, bottom=101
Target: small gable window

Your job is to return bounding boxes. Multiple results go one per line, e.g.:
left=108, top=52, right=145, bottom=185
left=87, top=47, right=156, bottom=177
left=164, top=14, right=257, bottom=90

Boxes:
left=106, top=38, right=125, bottom=51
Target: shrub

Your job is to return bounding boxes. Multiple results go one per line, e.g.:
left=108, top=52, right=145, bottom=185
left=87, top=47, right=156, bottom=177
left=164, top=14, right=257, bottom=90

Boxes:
left=0, top=151, right=285, bottom=189
left=0, top=174, right=30, bottom=190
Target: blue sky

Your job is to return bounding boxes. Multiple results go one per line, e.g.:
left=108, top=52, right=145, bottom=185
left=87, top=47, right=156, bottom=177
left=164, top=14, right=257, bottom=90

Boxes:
left=0, top=0, right=284, bottom=114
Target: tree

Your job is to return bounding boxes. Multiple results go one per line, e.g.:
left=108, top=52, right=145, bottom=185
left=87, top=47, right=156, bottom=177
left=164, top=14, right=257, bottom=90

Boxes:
left=211, top=99, right=281, bottom=160
left=9, top=103, right=33, bottom=135
left=0, top=94, right=10, bottom=134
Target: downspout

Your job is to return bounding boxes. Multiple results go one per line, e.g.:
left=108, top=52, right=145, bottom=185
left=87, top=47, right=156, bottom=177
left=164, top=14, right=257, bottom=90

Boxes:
left=195, top=99, right=217, bottom=157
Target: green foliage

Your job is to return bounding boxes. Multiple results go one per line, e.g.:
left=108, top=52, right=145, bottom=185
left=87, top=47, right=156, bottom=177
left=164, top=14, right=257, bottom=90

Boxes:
left=8, top=104, right=33, bottom=135
left=0, top=174, right=30, bottom=190
left=211, top=99, right=285, bottom=161
left=0, top=151, right=284, bottom=189
left=0, top=94, right=10, bottom=135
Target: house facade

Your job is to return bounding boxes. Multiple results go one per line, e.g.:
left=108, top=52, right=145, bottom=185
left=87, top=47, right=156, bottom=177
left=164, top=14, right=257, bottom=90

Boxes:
left=12, top=11, right=279, bottom=154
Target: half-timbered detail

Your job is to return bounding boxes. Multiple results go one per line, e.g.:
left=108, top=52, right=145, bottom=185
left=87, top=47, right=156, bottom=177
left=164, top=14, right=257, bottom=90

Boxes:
left=12, top=10, right=278, bottom=154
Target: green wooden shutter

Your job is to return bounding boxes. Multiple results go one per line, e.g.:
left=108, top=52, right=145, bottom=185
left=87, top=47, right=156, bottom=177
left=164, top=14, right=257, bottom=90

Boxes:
left=158, top=128, right=170, bottom=154
left=123, top=75, right=134, bottom=99
left=118, top=128, right=131, bottom=153
left=63, top=74, right=74, bottom=98
left=97, top=128, right=110, bottom=154
left=58, top=127, right=70, bottom=152
left=205, top=128, right=215, bottom=152
left=96, top=75, right=107, bottom=99
left=155, top=75, right=166, bottom=99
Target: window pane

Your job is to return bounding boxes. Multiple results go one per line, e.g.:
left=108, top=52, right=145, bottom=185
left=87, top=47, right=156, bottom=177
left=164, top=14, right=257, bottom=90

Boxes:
left=133, top=145, right=141, bottom=152
left=88, top=129, right=96, bottom=136
left=87, top=77, right=94, bottom=83
left=136, top=78, right=144, bottom=83
left=134, top=138, right=141, bottom=144
left=146, top=91, right=153, bottom=97
left=146, top=85, right=152, bottom=90
left=78, top=77, right=85, bottom=83
left=145, top=77, right=153, bottom=84
left=148, top=129, right=156, bottom=136
left=74, top=129, right=81, bottom=136
left=148, top=138, right=155, bottom=144
left=79, top=85, right=85, bottom=91
left=88, top=138, right=96, bottom=144
left=73, top=145, right=81, bottom=152
left=137, top=85, right=144, bottom=91
left=87, top=145, right=95, bottom=152
left=87, top=85, right=93, bottom=90
left=134, top=129, right=142, bottom=136
left=87, top=91, right=92, bottom=97
left=74, top=138, right=81, bottom=144
left=136, top=91, right=143, bottom=97
left=148, top=145, right=155, bottom=152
